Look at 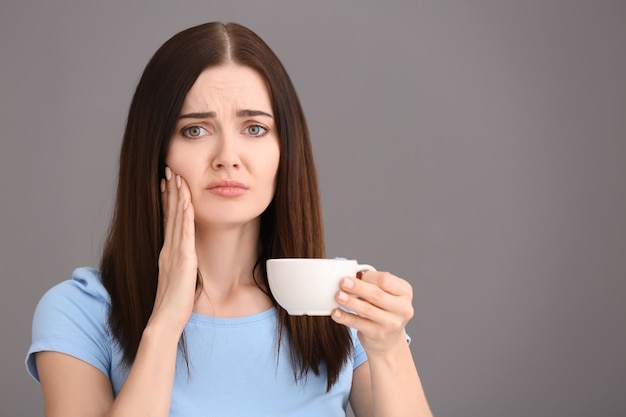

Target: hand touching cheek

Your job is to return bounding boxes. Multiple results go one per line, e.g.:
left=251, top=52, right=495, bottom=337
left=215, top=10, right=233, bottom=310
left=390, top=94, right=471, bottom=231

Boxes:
left=150, top=166, right=198, bottom=335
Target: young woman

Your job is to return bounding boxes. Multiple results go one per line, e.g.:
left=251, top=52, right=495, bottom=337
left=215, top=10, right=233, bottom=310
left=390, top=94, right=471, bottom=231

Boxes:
left=26, top=22, right=432, bottom=417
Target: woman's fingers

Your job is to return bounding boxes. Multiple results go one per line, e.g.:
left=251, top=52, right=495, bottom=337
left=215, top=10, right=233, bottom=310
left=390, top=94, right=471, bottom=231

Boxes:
left=162, top=168, right=189, bottom=236
left=332, top=271, right=414, bottom=353
left=341, top=272, right=413, bottom=314
left=161, top=166, right=177, bottom=251
left=360, top=270, right=413, bottom=298
left=159, top=166, right=195, bottom=270
left=177, top=176, right=195, bottom=255
left=154, top=167, right=197, bottom=330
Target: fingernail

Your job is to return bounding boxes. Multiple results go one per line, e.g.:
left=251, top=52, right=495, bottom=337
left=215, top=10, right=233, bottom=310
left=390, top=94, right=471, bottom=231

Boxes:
left=183, top=199, right=189, bottom=210
left=338, top=291, right=349, bottom=302
left=176, top=175, right=182, bottom=189
left=332, top=309, right=342, bottom=319
left=160, top=179, right=165, bottom=192
left=165, top=167, right=172, bottom=180
left=343, top=278, right=354, bottom=289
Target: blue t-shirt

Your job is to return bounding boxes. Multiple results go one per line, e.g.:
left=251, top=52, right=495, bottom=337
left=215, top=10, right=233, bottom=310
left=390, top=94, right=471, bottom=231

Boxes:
left=26, top=267, right=368, bottom=416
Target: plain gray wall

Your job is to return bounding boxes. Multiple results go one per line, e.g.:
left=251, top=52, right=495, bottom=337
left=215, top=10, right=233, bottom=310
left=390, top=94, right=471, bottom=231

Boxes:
left=2, top=1, right=625, bottom=416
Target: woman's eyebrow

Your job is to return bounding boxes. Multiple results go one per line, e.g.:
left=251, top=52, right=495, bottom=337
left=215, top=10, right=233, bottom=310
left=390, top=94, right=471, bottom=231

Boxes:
left=179, top=111, right=217, bottom=119
left=179, top=109, right=273, bottom=119
left=237, top=109, right=273, bottom=118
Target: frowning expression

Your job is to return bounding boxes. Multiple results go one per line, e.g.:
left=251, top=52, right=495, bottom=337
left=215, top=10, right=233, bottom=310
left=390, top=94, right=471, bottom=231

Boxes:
left=166, top=64, right=280, bottom=230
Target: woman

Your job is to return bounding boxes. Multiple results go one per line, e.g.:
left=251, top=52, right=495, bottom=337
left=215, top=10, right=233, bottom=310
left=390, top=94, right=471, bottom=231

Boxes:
left=26, top=22, right=432, bottom=416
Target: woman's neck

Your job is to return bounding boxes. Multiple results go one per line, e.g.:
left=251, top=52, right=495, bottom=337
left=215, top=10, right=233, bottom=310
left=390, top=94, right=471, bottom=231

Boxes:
left=192, top=220, right=271, bottom=317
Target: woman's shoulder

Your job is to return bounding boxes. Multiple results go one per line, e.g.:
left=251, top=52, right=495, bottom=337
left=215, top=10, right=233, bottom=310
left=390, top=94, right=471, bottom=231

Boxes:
left=32, top=267, right=110, bottom=332
left=27, top=267, right=114, bottom=382
left=40, top=266, right=110, bottom=305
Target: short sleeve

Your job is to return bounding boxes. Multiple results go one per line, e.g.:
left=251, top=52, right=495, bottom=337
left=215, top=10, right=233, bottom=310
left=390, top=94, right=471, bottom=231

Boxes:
left=350, top=327, right=412, bottom=370
left=25, top=267, right=113, bottom=382
left=350, top=328, right=368, bottom=369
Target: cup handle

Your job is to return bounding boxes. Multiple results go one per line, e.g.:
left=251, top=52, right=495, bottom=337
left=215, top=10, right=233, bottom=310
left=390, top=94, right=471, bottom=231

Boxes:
left=355, top=264, right=376, bottom=277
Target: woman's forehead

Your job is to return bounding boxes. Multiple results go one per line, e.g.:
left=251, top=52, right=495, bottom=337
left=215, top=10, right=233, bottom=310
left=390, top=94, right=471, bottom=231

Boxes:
left=181, top=64, right=272, bottom=115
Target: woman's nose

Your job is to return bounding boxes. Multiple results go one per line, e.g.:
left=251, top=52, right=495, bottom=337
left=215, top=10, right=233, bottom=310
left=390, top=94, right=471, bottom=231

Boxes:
left=211, top=133, right=241, bottom=170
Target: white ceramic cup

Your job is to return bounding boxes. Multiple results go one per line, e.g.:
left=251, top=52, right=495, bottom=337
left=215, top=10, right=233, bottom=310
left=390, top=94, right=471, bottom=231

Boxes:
left=266, top=258, right=376, bottom=316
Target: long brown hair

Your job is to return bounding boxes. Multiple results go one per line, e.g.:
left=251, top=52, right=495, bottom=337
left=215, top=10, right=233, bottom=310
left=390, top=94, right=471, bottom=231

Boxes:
left=100, top=22, right=351, bottom=390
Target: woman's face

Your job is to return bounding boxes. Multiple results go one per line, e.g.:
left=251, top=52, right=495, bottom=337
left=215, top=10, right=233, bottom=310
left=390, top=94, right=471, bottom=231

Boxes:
left=166, top=64, right=280, bottom=230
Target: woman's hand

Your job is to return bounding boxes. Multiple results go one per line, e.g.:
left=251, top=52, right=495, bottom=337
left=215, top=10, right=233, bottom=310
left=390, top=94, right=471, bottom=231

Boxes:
left=334, top=271, right=433, bottom=416
left=150, top=166, right=197, bottom=335
left=331, top=270, right=414, bottom=355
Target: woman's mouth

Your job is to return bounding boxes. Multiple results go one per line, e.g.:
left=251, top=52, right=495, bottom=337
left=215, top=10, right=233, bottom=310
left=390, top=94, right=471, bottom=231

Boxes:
left=206, top=180, right=249, bottom=198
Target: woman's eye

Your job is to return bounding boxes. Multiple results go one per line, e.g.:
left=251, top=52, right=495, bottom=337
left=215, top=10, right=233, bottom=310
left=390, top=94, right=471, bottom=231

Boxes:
left=244, top=124, right=268, bottom=137
left=183, top=126, right=208, bottom=138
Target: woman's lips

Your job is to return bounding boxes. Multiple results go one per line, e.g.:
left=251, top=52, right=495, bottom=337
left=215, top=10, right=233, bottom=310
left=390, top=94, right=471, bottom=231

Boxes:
left=206, top=180, right=249, bottom=197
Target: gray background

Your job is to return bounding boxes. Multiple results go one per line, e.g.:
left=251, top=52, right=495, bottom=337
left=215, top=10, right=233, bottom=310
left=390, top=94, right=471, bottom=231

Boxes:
left=1, top=0, right=625, bottom=416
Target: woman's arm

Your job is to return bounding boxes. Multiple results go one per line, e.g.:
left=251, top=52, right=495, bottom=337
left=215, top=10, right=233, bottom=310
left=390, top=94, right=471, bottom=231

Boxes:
left=36, top=168, right=197, bottom=417
left=348, top=340, right=432, bottom=417
left=36, top=321, right=180, bottom=417
left=333, top=271, right=433, bottom=417
left=36, top=352, right=113, bottom=416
